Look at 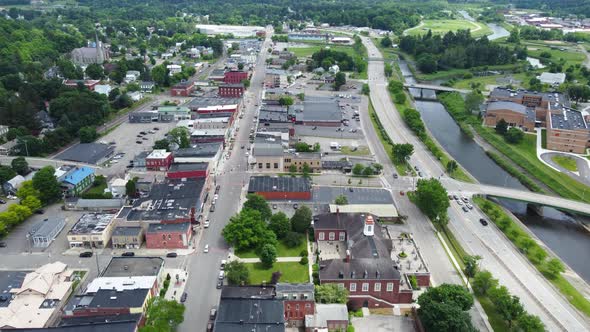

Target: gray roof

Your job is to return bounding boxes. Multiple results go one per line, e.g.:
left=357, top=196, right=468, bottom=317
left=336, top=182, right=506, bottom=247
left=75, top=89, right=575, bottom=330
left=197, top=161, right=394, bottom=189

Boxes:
left=550, top=109, right=588, bottom=130
left=14, top=322, right=138, bottom=332
left=168, top=162, right=209, bottom=172
left=59, top=314, right=141, bottom=327
left=112, top=226, right=142, bottom=237
left=319, top=257, right=400, bottom=281
left=248, top=176, right=311, bottom=193
left=486, top=101, right=527, bottom=114
left=32, top=218, right=65, bottom=238
left=301, top=98, right=342, bottom=122
left=67, top=198, right=125, bottom=209
left=214, top=298, right=285, bottom=332
left=220, top=286, right=275, bottom=299
left=55, top=143, right=114, bottom=164
left=174, top=143, right=222, bottom=158
left=275, top=283, right=314, bottom=300
left=89, top=288, right=149, bottom=308
left=147, top=222, right=191, bottom=233
left=253, top=142, right=284, bottom=156
left=305, top=304, right=348, bottom=328
left=489, top=87, right=570, bottom=108
left=186, top=96, right=241, bottom=110
left=102, top=257, right=163, bottom=277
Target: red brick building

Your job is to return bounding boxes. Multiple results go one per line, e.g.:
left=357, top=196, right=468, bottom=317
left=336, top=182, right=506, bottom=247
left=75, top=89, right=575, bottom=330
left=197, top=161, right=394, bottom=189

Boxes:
left=166, top=162, right=209, bottom=179
left=247, top=176, right=312, bottom=200
left=170, top=81, right=195, bottom=96
left=145, top=222, right=192, bottom=249
left=146, top=150, right=173, bottom=171
left=219, top=84, right=245, bottom=98
left=223, top=70, right=248, bottom=84
left=275, top=283, right=315, bottom=326
left=64, top=79, right=101, bottom=91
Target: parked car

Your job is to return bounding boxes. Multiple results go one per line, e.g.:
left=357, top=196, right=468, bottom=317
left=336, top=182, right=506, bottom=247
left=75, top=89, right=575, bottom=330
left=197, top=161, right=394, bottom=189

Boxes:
left=207, top=322, right=214, bottom=332
left=479, top=218, right=489, bottom=226
left=0, top=295, right=9, bottom=302
left=293, top=203, right=299, bottom=209
left=34, top=209, right=44, bottom=214
left=136, top=141, right=142, bottom=144
left=461, top=196, right=469, bottom=203
left=0, top=242, right=6, bottom=248
left=466, top=203, right=473, bottom=210
left=216, top=280, right=223, bottom=289
left=180, top=292, right=188, bottom=303
left=393, top=173, right=398, bottom=179
left=0, top=199, right=6, bottom=204
left=218, top=271, right=225, bottom=280
left=400, top=191, right=405, bottom=196
left=79, top=251, right=93, bottom=258
left=220, top=260, right=226, bottom=269
left=139, top=131, right=147, bottom=135
left=121, top=252, right=135, bottom=257
left=215, top=185, right=221, bottom=194
left=210, top=204, right=216, bottom=212
left=210, top=308, right=217, bottom=320
left=166, top=252, right=178, bottom=258
left=462, top=206, right=469, bottom=212
left=349, top=187, right=354, bottom=192
left=204, top=220, right=210, bottom=228
left=272, top=204, right=277, bottom=209
left=204, top=244, right=209, bottom=253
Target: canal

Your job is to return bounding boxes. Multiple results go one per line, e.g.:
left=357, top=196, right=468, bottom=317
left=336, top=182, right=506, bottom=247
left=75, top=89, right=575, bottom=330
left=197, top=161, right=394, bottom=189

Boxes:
left=399, top=61, right=590, bottom=282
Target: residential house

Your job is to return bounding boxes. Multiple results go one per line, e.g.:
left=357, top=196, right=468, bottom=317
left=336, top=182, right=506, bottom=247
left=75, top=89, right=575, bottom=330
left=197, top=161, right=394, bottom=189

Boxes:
left=139, top=81, right=156, bottom=93
left=58, top=166, right=96, bottom=197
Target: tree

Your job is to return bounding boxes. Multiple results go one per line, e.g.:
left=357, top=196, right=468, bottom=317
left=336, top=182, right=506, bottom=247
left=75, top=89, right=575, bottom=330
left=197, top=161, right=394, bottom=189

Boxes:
left=394, top=92, right=407, bottom=104
left=567, top=84, right=590, bottom=104
left=153, top=139, right=170, bottom=151
left=126, top=82, right=140, bottom=92
left=225, top=260, right=250, bottom=285
left=415, top=178, right=450, bottom=223
left=446, top=160, right=458, bottom=174
left=140, top=298, right=185, bottom=332
left=472, top=270, right=498, bottom=296
left=542, top=258, right=565, bottom=279
left=168, top=127, right=190, bottom=149
left=259, top=243, right=277, bottom=268
left=0, top=165, right=16, bottom=184
left=244, top=194, right=272, bottom=221
left=78, top=126, right=98, bottom=143
left=418, top=284, right=474, bottom=311
left=32, top=166, right=61, bottom=203
left=241, top=79, right=250, bottom=88
left=335, top=195, right=348, bottom=205
left=334, top=72, right=346, bottom=91
left=291, top=205, right=312, bottom=233
left=238, top=63, right=244, bottom=70
left=85, top=63, right=104, bottom=79
left=295, top=142, right=311, bottom=152
left=11, top=157, right=29, bottom=175
left=283, top=231, right=303, bottom=248
left=151, top=64, right=169, bottom=86
left=289, top=164, right=297, bottom=174
left=16, top=181, right=39, bottom=199
left=21, top=195, right=42, bottom=212
left=8, top=204, right=31, bottom=225
left=380, top=35, right=393, bottom=48
left=463, top=255, right=481, bottom=278
left=418, top=301, right=476, bottom=332
left=515, top=313, right=545, bottom=332
left=388, top=80, right=403, bottom=93
left=489, top=286, right=524, bottom=328
left=278, top=96, right=294, bottom=108
left=362, top=83, right=370, bottom=95
left=417, top=54, right=437, bottom=73
left=269, top=212, right=291, bottom=239
left=464, top=91, right=484, bottom=114
left=505, top=127, right=524, bottom=144
left=302, top=163, right=311, bottom=177
left=222, top=209, right=277, bottom=251
left=373, top=163, right=383, bottom=173
left=352, top=163, right=365, bottom=175
left=384, top=63, right=393, bottom=78
left=315, top=284, right=349, bottom=304
left=507, top=28, right=520, bottom=43
left=495, top=118, right=508, bottom=135
left=125, top=178, right=136, bottom=197
left=391, top=143, right=414, bottom=164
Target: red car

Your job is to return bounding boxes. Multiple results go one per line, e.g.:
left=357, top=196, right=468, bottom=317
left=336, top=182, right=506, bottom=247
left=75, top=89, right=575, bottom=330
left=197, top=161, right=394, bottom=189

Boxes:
left=400, top=191, right=405, bottom=196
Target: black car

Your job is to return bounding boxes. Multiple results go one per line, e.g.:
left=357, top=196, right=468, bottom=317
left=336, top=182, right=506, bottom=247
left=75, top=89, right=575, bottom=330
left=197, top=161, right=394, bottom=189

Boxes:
left=0, top=295, right=9, bottom=302
left=142, top=137, right=148, bottom=141
left=210, top=204, right=216, bottom=212
left=393, top=173, right=398, bottom=179
left=35, top=209, right=45, bottom=214
left=479, top=218, right=489, bottom=226
left=0, top=199, right=6, bottom=204
left=215, top=185, right=221, bottom=194
left=166, top=252, right=178, bottom=258
left=121, top=252, right=135, bottom=257
left=0, top=242, right=6, bottom=248
left=349, top=187, right=354, bottom=192
left=216, top=280, right=223, bottom=289
left=139, top=131, right=147, bottom=135
left=136, top=141, right=142, bottom=144
left=153, top=127, right=159, bottom=130
left=180, top=292, right=188, bottom=303
left=79, top=251, right=93, bottom=258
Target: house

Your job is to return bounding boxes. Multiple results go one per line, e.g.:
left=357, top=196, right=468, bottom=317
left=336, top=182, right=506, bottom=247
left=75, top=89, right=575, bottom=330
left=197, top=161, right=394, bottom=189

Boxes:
left=483, top=101, right=536, bottom=132
left=31, top=217, right=66, bottom=248
left=252, top=142, right=284, bottom=172
left=218, top=83, right=245, bottom=97
left=63, top=80, right=100, bottom=91
left=283, top=152, right=321, bottom=173
left=145, top=222, right=192, bottom=249
left=170, top=81, right=195, bottom=97
left=223, top=70, right=248, bottom=84
left=0, top=140, right=17, bottom=155
left=125, top=70, right=140, bottom=83
left=538, top=72, right=566, bottom=85
left=139, top=81, right=156, bottom=93
left=58, top=166, right=96, bottom=197
left=128, top=91, right=143, bottom=102
left=304, top=304, right=349, bottom=332
left=146, top=150, right=173, bottom=171
left=158, top=106, right=191, bottom=122
left=275, top=283, right=315, bottom=326
left=247, top=176, right=312, bottom=200
left=111, top=226, right=144, bottom=249
left=329, top=64, right=340, bottom=74
left=166, top=162, right=209, bottom=179
left=108, top=178, right=128, bottom=198
left=167, top=64, right=182, bottom=76
left=67, top=213, right=116, bottom=249
left=94, top=84, right=113, bottom=96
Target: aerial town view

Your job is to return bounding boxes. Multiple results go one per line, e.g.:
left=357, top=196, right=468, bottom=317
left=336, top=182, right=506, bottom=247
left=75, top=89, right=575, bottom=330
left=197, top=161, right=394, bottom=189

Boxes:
left=2, top=0, right=590, bottom=331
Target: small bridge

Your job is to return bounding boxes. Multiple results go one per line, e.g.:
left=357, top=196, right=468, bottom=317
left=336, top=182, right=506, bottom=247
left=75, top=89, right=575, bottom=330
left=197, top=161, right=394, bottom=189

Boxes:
left=404, top=83, right=471, bottom=94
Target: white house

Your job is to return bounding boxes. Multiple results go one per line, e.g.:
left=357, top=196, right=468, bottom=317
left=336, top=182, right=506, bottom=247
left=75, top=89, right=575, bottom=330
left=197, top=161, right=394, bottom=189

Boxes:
left=108, top=178, right=128, bottom=198
left=329, top=64, right=340, bottom=74
left=128, top=91, right=144, bottom=102
left=167, top=64, right=182, bottom=76
left=94, top=84, right=113, bottom=96
left=125, top=70, right=141, bottom=83
left=161, top=52, right=173, bottom=59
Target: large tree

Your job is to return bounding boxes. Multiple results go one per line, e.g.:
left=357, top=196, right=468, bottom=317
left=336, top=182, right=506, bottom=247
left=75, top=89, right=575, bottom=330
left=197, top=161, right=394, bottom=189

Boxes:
left=243, top=194, right=272, bottom=221
left=32, top=166, right=62, bottom=203
left=391, top=143, right=414, bottom=164
left=0, top=165, right=16, bottom=184
left=463, top=255, right=481, bottom=278
left=11, top=157, right=29, bottom=175
left=464, top=91, right=484, bottom=114
left=515, top=313, right=545, bottom=332
left=259, top=243, right=277, bottom=268
left=505, top=127, right=524, bottom=144
left=85, top=63, right=104, bottom=80
left=334, top=72, right=346, bottom=91
left=472, top=270, right=498, bottom=296
left=225, top=260, right=250, bottom=285
left=269, top=212, right=291, bottom=239
left=417, top=284, right=476, bottom=332
left=315, top=284, right=349, bottom=304
left=418, top=284, right=473, bottom=311
left=167, top=127, right=191, bottom=149
left=291, top=205, right=312, bottom=233
left=489, top=285, right=524, bottom=328
left=222, top=209, right=277, bottom=251
left=414, top=178, right=450, bottom=223
left=140, top=298, right=185, bottom=332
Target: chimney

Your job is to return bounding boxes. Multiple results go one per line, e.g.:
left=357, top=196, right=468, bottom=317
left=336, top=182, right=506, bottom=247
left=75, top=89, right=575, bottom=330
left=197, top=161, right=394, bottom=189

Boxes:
left=363, top=270, right=368, bottom=279
left=345, top=249, right=351, bottom=263
left=363, top=215, right=374, bottom=237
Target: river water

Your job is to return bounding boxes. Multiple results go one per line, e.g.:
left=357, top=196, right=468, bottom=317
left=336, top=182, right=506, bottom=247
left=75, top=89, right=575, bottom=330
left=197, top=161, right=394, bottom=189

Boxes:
left=398, top=61, right=590, bottom=282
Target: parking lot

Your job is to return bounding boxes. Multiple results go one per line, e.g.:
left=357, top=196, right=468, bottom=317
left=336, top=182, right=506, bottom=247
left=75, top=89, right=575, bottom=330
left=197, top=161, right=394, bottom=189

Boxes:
left=0, top=271, right=27, bottom=306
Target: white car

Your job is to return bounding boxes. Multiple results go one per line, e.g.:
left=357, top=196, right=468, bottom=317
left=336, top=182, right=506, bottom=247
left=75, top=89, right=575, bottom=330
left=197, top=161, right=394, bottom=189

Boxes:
left=245, top=152, right=250, bottom=157
left=204, top=244, right=209, bottom=253
left=214, top=194, right=219, bottom=200
left=204, top=220, right=210, bottom=228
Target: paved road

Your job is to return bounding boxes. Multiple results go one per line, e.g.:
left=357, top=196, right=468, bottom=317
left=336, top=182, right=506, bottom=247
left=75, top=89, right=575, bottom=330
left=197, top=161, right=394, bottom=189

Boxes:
left=361, top=36, right=589, bottom=331
left=177, top=27, right=273, bottom=332
left=540, top=151, right=590, bottom=186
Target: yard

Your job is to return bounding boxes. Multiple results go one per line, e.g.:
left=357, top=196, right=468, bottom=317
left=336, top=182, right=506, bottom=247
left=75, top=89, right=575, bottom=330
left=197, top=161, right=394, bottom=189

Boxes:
left=246, top=262, right=309, bottom=284
left=236, top=237, right=308, bottom=258
left=405, top=19, right=492, bottom=38
left=551, top=155, right=578, bottom=172
left=288, top=42, right=368, bottom=79
left=451, top=72, right=529, bottom=91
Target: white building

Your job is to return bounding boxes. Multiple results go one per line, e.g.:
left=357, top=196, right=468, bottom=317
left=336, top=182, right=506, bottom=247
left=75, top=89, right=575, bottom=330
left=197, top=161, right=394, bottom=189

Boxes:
left=108, top=178, right=128, bottom=198
left=94, top=84, right=113, bottom=96
left=125, top=70, right=141, bottom=83
left=538, top=72, right=566, bottom=85
left=195, top=24, right=264, bottom=37
left=329, top=64, right=340, bottom=74
left=128, top=91, right=144, bottom=102
left=167, top=64, right=182, bottom=76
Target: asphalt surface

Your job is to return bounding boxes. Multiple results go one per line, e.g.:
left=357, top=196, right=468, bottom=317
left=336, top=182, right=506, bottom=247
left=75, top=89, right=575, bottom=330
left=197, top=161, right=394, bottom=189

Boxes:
left=541, top=151, right=590, bottom=186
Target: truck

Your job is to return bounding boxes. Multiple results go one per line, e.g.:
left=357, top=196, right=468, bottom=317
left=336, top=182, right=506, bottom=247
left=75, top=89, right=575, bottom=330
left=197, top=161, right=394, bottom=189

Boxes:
left=330, top=142, right=340, bottom=150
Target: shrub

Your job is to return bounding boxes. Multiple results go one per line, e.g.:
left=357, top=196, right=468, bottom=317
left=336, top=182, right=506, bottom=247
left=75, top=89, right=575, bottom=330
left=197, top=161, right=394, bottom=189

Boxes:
left=300, top=249, right=308, bottom=257
left=300, top=257, right=309, bottom=265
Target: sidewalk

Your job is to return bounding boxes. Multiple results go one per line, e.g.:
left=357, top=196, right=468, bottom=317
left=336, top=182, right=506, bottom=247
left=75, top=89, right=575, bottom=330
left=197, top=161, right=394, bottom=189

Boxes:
left=164, top=268, right=189, bottom=302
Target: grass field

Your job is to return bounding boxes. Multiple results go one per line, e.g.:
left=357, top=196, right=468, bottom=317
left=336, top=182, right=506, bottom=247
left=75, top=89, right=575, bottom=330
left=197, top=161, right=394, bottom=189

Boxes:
left=246, top=262, right=309, bottom=284
left=340, top=146, right=371, bottom=156
left=497, top=40, right=586, bottom=69
left=236, top=238, right=307, bottom=258
left=552, top=155, right=578, bottom=172
left=289, top=44, right=363, bottom=58
left=405, top=19, right=492, bottom=38
left=451, top=72, right=529, bottom=91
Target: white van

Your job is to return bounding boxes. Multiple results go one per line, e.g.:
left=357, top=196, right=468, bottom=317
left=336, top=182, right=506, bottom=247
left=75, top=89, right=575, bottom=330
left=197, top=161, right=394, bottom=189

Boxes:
left=218, top=271, right=225, bottom=279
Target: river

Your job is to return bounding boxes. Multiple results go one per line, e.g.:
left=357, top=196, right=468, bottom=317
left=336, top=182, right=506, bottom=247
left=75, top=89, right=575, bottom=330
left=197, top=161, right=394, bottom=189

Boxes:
left=398, top=61, right=590, bottom=282
left=457, top=10, right=510, bottom=41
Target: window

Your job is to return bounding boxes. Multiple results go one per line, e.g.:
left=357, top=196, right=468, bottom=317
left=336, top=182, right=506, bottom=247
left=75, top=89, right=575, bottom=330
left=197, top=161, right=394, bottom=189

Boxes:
left=285, top=158, right=291, bottom=162
left=362, top=283, right=369, bottom=292
left=258, top=163, right=263, bottom=169
left=295, top=304, right=300, bottom=310
left=374, top=283, right=381, bottom=292
left=179, top=234, right=182, bottom=240
left=339, top=232, right=345, bottom=241
left=329, top=232, right=335, bottom=240
left=318, top=232, right=325, bottom=240
left=286, top=304, right=291, bottom=310
left=274, top=163, right=279, bottom=169
left=386, top=282, right=394, bottom=291
left=338, top=283, right=345, bottom=289
left=350, top=283, right=356, bottom=292
left=168, top=234, right=171, bottom=240
left=305, top=303, right=311, bottom=308
left=266, top=163, right=270, bottom=168
left=162, top=235, right=166, bottom=240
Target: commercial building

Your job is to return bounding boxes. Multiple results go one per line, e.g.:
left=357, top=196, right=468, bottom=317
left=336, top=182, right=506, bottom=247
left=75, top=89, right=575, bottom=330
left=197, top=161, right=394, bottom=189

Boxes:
left=145, top=222, right=192, bottom=249
left=252, top=142, right=285, bottom=172
left=538, top=72, right=566, bottom=85
left=54, top=314, right=142, bottom=332
left=488, top=87, right=569, bottom=126
left=283, top=152, right=322, bottom=173
left=275, top=283, right=315, bottom=326
left=223, top=70, right=248, bottom=84
left=218, top=83, right=245, bottom=97
left=64, top=198, right=125, bottom=212
left=304, top=304, right=349, bottom=332
left=0, top=262, right=74, bottom=329
left=170, top=81, right=195, bottom=97
left=186, top=96, right=241, bottom=119
left=146, top=149, right=173, bottom=171
left=111, top=226, right=144, bottom=249
left=128, top=110, right=159, bottom=123
left=214, top=297, right=285, bottom=332
left=288, top=33, right=329, bottom=41
left=101, top=256, right=164, bottom=278
left=196, top=24, right=264, bottom=37
left=67, top=213, right=116, bottom=249
left=31, top=217, right=66, bottom=248
left=248, top=176, right=312, bottom=200
left=64, top=288, right=150, bottom=318
left=297, top=98, right=342, bottom=127
left=483, top=101, right=536, bottom=132
left=209, top=68, right=226, bottom=81
left=58, top=166, right=96, bottom=197
left=331, top=36, right=352, bottom=44
left=55, top=143, right=114, bottom=165
left=173, top=143, right=223, bottom=163
left=166, top=162, right=209, bottom=179
left=190, top=128, right=227, bottom=144
left=328, top=204, right=399, bottom=222
left=546, top=108, right=590, bottom=153
left=157, top=106, right=191, bottom=122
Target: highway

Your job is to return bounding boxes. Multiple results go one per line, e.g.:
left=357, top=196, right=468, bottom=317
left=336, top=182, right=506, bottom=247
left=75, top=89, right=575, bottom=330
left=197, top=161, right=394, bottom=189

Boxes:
left=177, top=27, right=272, bottom=332
left=361, top=36, right=589, bottom=331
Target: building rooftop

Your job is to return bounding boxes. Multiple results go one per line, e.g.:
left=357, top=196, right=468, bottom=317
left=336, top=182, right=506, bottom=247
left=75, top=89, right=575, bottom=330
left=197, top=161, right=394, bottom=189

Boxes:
left=101, top=257, right=164, bottom=277
left=59, top=313, right=141, bottom=327
left=253, top=142, right=284, bottom=157
left=388, top=230, right=429, bottom=276
left=305, top=304, right=348, bottom=329
left=61, top=167, right=95, bottom=186
left=328, top=204, right=398, bottom=219
left=157, top=106, right=190, bottom=114
left=14, top=321, right=138, bottom=332
left=147, top=149, right=172, bottom=160
left=88, top=288, right=149, bottom=308
left=172, top=81, right=194, bottom=89
left=248, top=176, right=311, bottom=193
left=112, top=226, right=142, bottom=237
left=301, top=97, right=342, bottom=122
left=186, top=96, right=242, bottom=110
left=68, top=214, right=115, bottom=235
left=220, top=286, right=276, bottom=299
left=173, top=143, right=222, bottom=158
left=55, top=143, right=114, bottom=164
left=86, top=276, right=156, bottom=293
left=550, top=108, right=588, bottom=130
left=286, top=152, right=321, bottom=160
left=539, top=72, right=566, bottom=84
left=319, top=257, right=400, bottom=281
left=168, top=162, right=209, bottom=172
left=275, top=283, right=314, bottom=300
left=214, top=298, right=285, bottom=332
left=147, top=222, right=191, bottom=233
left=191, top=128, right=227, bottom=136
left=489, top=87, right=570, bottom=109
left=32, top=217, right=65, bottom=239
left=486, top=101, right=528, bottom=114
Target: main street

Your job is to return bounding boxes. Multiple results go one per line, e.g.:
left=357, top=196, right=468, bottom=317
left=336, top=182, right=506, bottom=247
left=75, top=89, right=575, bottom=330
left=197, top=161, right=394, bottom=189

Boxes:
left=177, top=27, right=273, bottom=332
left=361, top=36, right=589, bottom=331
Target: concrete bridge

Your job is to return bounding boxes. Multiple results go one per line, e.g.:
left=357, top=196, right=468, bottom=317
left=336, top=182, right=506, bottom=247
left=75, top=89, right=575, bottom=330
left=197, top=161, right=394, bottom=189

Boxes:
left=404, top=83, right=471, bottom=94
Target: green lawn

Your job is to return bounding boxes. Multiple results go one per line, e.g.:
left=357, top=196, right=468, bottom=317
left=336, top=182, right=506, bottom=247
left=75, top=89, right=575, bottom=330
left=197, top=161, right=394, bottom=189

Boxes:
left=236, top=238, right=307, bottom=258
left=415, top=63, right=523, bottom=81
left=452, top=72, right=529, bottom=91
left=340, top=146, right=371, bottom=156
left=552, top=155, right=578, bottom=172
left=476, top=295, right=511, bottom=331
left=496, top=40, right=586, bottom=68
left=405, top=19, right=492, bottom=38
left=246, top=262, right=309, bottom=284
left=289, top=44, right=362, bottom=58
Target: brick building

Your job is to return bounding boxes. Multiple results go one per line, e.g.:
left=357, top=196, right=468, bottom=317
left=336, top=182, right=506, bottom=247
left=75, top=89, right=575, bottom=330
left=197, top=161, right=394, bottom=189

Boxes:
left=223, top=70, right=248, bottom=84
left=145, top=222, right=192, bottom=249
left=546, top=108, right=590, bottom=153
left=247, top=176, right=312, bottom=200
left=146, top=150, right=173, bottom=171
left=483, top=101, right=536, bottom=132
left=166, top=162, right=209, bottom=179
left=275, top=283, right=315, bottom=326
left=170, top=81, right=195, bottom=96
left=64, top=80, right=100, bottom=91
left=219, top=83, right=245, bottom=97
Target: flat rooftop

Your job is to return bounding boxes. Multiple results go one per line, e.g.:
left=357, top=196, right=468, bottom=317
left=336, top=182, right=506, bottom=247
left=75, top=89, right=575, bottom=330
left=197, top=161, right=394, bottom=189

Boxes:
left=550, top=109, right=588, bottom=130
left=55, top=143, right=114, bottom=164
left=388, top=230, right=429, bottom=276
left=300, top=97, right=342, bottom=123
left=174, top=143, right=222, bottom=158
left=248, top=176, right=311, bottom=193
left=186, top=96, right=241, bottom=110
left=0, top=271, right=28, bottom=308
left=168, top=162, right=209, bottom=172
left=68, top=214, right=115, bottom=235
left=101, top=257, right=164, bottom=277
